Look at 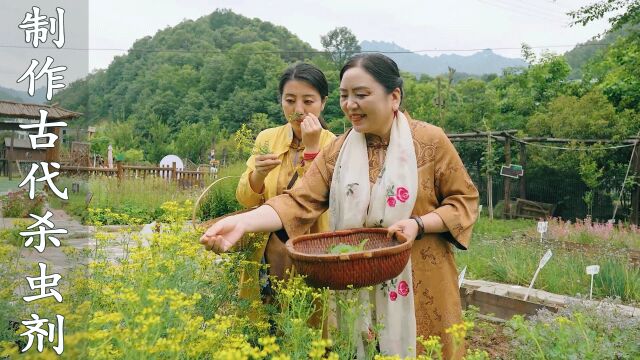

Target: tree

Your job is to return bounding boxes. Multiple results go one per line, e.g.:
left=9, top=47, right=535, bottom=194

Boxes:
left=233, top=124, right=254, bottom=162
left=105, top=119, right=138, bottom=150
left=248, top=113, right=276, bottom=135
left=320, top=27, right=361, bottom=69
left=569, top=0, right=639, bottom=32
left=174, top=122, right=215, bottom=163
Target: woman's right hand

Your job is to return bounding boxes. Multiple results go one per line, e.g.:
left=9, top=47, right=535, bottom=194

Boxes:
left=199, top=216, right=246, bottom=253
left=249, top=154, right=282, bottom=193
left=253, top=154, right=281, bottom=178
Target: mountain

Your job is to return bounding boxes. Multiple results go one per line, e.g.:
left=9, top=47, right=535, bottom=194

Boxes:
left=360, top=40, right=527, bottom=76
left=0, top=85, right=47, bottom=104
left=50, top=9, right=332, bottom=162
left=52, top=9, right=318, bottom=129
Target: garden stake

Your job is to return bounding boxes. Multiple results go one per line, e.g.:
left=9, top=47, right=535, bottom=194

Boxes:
left=525, top=249, right=552, bottom=301
left=586, top=265, right=600, bottom=300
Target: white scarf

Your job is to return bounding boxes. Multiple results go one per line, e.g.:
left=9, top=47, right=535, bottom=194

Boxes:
left=329, top=112, right=418, bottom=358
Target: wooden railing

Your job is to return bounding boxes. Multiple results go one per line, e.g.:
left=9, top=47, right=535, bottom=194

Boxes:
left=59, top=162, right=215, bottom=188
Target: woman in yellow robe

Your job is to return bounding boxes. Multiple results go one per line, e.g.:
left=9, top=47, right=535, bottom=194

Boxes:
left=204, top=54, right=478, bottom=359
left=235, top=62, right=335, bottom=300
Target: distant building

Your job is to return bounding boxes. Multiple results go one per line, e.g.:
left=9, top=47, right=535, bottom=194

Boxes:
left=0, top=100, right=82, bottom=177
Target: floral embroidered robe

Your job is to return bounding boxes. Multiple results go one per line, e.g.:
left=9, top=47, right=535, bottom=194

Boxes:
left=265, top=118, right=479, bottom=358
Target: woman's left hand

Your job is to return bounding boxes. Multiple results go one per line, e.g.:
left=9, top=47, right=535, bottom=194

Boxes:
left=387, top=218, right=420, bottom=243
left=300, top=113, right=322, bottom=153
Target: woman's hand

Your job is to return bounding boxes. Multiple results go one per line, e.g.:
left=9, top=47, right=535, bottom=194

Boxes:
left=253, top=154, right=281, bottom=178
left=199, top=216, right=246, bottom=253
left=300, top=113, right=323, bottom=153
left=387, top=218, right=420, bottom=243
left=249, top=154, right=282, bottom=193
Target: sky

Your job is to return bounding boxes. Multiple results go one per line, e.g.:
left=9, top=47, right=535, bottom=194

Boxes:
left=1, top=0, right=613, bottom=91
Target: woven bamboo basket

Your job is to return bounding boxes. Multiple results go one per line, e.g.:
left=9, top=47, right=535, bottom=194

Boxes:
left=286, top=228, right=413, bottom=290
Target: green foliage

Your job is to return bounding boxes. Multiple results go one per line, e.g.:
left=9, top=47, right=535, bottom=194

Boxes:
left=480, top=119, right=498, bottom=177
left=248, top=113, right=276, bottom=135
left=233, top=123, right=255, bottom=163
left=526, top=90, right=624, bottom=139
left=120, top=148, right=145, bottom=164
left=587, top=34, right=640, bottom=112
left=173, top=121, right=215, bottom=163
left=86, top=207, right=148, bottom=225
left=197, top=185, right=242, bottom=221
left=568, top=0, right=640, bottom=32
left=90, top=135, right=111, bottom=157
left=327, top=118, right=348, bottom=135
left=52, top=9, right=310, bottom=154
left=508, top=301, right=640, bottom=359
left=0, top=226, right=21, bottom=345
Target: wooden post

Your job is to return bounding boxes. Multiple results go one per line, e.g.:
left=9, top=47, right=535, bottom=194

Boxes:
left=116, top=161, right=123, bottom=182
left=503, top=135, right=512, bottom=219
left=631, top=141, right=640, bottom=225
left=45, top=127, right=61, bottom=164
left=171, top=162, right=177, bottom=183
left=8, top=130, right=15, bottom=181
left=487, top=132, right=494, bottom=220
left=519, top=143, right=527, bottom=200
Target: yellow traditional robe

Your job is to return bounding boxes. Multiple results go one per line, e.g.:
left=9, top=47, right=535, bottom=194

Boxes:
left=236, top=122, right=335, bottom=299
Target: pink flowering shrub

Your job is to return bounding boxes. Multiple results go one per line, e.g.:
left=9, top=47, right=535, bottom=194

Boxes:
left=0, top=189, right=47, bottom=218
left=545, top=216, right=640, bottom=249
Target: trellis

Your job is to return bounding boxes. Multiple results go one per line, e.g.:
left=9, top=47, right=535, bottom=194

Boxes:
left=446, top=130, right=640, bottom=224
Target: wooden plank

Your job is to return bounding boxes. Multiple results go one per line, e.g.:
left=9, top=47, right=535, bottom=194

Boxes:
left=460, top=286, right=558, bottom=320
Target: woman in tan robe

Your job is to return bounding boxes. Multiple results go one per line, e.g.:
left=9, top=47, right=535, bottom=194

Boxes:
left=201, top=53, right=479, bottom=359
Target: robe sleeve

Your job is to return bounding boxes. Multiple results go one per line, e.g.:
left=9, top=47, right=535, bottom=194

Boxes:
left=265, top=148, right=332, bottom=239
left=430, top=128, right=479, bottom=250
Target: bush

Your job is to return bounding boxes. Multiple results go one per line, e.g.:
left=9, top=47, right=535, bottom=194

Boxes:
left=0, top=189, right=46, bottom=218
left=507, top=299, right=640, bottom=359
left=197, top=179, right=242, bottom=221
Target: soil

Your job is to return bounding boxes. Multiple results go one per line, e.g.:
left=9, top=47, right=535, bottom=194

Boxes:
left=468, top=320, right=513, bottom=359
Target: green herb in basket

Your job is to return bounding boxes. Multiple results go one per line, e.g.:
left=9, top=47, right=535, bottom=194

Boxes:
left=327, top=238, right=369, bottom=254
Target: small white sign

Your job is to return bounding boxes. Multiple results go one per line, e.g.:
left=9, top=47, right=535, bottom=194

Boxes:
left=537, top=221, right=548, bottom=242
left=539, top=249, right=553, bottom=268
left=525, top=249, right=553, bottom=301
left=537, top=221, right=548, bottom=234
left=586, top=265, right=600, bottom=275
left=458, top=266, right=467, bottom=289
left=586, top=264, right=600, bottom=300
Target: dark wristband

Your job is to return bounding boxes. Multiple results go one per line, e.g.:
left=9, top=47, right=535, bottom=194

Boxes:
left=411, top=215, right=425, bottom=239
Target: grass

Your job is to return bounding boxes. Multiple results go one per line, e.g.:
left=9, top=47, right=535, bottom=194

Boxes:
left=0, top=177, right=22, bottom=194
left=48, top=162, right=249, bottom=223
left=0, top=176, right=43, bottom=195
left=458, top=217, right=640, bottom=303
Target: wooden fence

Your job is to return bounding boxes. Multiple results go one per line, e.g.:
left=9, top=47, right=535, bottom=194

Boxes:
left=59, top=162, right=214, bottom=188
